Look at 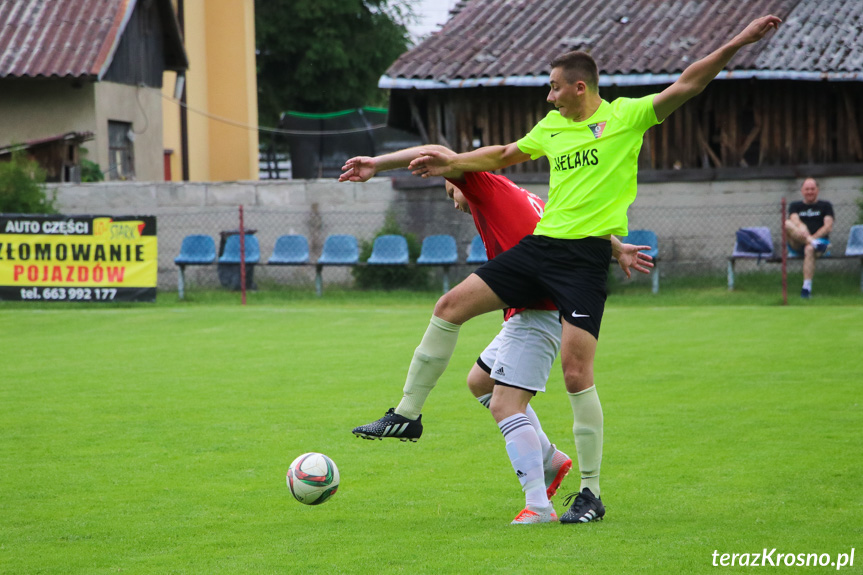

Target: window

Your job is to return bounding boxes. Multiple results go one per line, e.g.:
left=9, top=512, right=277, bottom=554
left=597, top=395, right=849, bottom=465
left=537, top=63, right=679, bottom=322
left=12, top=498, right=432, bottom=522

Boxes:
left=108, top=121, right=135, bottom=180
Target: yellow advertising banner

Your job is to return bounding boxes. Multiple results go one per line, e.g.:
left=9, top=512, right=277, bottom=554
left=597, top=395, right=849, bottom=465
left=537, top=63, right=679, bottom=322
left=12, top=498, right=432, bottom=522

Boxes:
left=0, top=215, right=157, bottom=302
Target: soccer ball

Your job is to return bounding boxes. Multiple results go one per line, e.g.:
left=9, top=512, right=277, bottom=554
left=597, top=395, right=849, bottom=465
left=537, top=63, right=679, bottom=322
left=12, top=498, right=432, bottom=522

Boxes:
left=286, top=452, right=340, bottom=505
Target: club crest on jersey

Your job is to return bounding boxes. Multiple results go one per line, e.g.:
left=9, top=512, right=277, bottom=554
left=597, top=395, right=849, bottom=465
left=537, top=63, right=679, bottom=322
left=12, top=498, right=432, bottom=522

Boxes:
left=588, top=121, right=606, bottom=139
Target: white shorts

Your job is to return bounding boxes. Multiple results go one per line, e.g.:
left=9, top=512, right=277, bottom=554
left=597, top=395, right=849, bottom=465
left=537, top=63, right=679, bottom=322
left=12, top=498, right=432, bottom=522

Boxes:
left=478, top=309, right=562, bottom=393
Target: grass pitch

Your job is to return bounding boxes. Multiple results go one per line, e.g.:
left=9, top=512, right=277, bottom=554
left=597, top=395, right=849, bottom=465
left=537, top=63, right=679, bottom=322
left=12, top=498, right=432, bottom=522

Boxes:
left=1, top=292, right=861, bottom=574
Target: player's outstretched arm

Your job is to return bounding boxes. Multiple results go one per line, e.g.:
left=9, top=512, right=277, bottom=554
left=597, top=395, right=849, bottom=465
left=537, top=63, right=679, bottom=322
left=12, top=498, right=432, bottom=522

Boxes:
left=653, top=15, right=781, bottom=122
left=339, top=145, right=462, bottom=182
left=409, top=142, right=531, bottom=178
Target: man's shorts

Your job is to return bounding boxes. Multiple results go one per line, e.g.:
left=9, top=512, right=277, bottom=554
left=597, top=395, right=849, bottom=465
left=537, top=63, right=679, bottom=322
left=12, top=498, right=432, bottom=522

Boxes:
left=474, top=235, right=611, bottom=339
left=477, top=309, right=562, bottom=393
left=788, top=237, right=831, bottom=258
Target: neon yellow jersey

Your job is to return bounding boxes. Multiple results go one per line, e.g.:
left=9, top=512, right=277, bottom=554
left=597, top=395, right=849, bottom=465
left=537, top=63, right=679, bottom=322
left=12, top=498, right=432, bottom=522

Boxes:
left=517, top=95, right=661, bottom=238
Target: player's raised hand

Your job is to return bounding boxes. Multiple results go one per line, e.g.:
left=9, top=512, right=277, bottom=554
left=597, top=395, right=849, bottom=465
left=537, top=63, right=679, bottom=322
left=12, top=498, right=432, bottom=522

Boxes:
left=408, top=148, right=456, bottom=178
left=617, top=244, right=654, bottom=279
left=339, top=156, right=376, bottom=182
left=733, top=15, right=782, bottom=46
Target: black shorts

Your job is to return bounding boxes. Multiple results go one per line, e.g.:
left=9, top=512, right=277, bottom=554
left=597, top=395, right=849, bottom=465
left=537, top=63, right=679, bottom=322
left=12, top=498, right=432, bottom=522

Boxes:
left=474, top=235, right=610, bottom=339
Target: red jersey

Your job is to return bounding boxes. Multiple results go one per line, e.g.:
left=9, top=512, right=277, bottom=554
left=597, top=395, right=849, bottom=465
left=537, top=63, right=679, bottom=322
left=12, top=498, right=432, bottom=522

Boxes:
left=447, top=171, right=557, bottom=320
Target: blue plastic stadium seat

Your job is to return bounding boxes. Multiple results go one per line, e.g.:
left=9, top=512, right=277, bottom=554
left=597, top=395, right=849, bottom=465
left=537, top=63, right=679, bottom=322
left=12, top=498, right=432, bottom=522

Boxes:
left=846, top=225, right=863, bottom=293
left=367, top=234, right=409, bottom=265
left=728, top=226, right=773, bottom=291
left=730, top=226, right=773, bottom=259
left=622, top=229, right=660, bottom=260
left=418, top=235, right=458, bottom=293
left=218, top=234, right=260, bottom=264
left=317, top=234, right=359, bottom=265
left=621, top=229, right=660, bottom=293
left=174, top=234, right=217, bottom=299
left=268, top=234, right=310, bottom=265
left=417, top=235, right=458, bottom=265
left=844, top=225, right=863, bottom=257
left=174, top=234, right=216, bottom=266
left=314, top=234, right=359, bottom=296
left=466, top=234, right=488, bottom=264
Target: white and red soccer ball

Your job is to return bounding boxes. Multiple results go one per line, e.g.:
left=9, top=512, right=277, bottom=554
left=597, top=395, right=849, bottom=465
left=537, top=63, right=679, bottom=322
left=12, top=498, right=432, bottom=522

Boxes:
left=286, top=452, right=340, bottom=505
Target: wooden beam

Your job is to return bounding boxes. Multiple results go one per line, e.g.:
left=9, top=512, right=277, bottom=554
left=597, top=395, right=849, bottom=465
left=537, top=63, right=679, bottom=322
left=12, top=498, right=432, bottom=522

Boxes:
left=842, top=89, right=863, bottom=160
left=739, top=124, right=762, bottom=163
left=696, top=122, right=722, bottom=168
left=407, top=97, right=431, bottom=144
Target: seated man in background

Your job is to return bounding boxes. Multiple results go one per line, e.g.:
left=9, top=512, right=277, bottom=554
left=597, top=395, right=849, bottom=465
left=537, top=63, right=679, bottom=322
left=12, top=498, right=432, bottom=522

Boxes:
left=785, top=178, right=834, bottom=299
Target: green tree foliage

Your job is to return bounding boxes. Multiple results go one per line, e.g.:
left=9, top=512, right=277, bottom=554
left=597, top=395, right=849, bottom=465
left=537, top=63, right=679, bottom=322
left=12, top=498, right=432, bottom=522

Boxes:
left=255, top=0, right=412, bottom=125
left=80, top=148, right=104, bottom=183
left=0, top=150, right=56, bottom=214
left=352, top=211, right=430, bottom=290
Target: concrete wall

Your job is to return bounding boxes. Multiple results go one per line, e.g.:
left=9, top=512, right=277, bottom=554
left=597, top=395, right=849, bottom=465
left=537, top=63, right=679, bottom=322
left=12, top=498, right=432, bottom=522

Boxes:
left=94, top=83, right=165, bottom=181
left=0, top=79, right=96, bottom=149
left=50, top=175, right=863, bottom=290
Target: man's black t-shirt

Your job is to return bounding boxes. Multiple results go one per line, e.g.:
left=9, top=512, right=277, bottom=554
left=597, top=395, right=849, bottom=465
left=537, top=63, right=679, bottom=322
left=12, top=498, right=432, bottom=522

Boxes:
left=789, top=200, right=834, bottom=236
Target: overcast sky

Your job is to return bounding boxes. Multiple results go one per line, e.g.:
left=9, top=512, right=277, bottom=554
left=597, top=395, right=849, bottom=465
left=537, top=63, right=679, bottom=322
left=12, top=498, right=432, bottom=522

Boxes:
left=402, top=0, right=459, bottom=44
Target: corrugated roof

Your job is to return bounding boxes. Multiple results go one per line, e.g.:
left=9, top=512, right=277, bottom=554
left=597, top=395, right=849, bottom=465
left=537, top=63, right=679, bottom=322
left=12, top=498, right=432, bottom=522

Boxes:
left=0, top=0, right=186, bottom=80
left=0, top=131, right=94, bottom=156
left=382, top=0, right=863, bottom=88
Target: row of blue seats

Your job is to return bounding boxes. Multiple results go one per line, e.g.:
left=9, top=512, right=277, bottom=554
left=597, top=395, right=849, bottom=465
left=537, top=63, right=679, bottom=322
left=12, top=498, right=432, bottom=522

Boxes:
left=175, top=233, right=490, bottom=268
left=175, top=230, right=662, bottom=297
left=174, top=233, right=490, bottom=298
left=176, top=229, right=663, bottom=268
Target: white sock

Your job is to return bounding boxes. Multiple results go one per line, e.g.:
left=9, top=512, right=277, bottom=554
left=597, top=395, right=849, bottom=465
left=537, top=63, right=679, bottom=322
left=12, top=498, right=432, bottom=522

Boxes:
left=498, top=413, right=548, bottom=509
left=477, top=393, right=553, bottom=463
left=569, top=386, right=603, bottom=496
left=524, top=404, right=554, bottom=464
left=803, top=279, right=812, bottom=290
left=395, top=315, right=460, bottom=419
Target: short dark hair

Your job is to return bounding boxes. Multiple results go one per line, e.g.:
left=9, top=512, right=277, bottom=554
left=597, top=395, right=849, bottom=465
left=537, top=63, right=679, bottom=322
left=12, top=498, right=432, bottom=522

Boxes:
left=550, top=51, right=599, bottom=91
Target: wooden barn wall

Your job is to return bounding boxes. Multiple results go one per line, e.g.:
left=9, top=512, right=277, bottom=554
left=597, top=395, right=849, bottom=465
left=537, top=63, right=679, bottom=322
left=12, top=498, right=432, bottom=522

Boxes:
left=406, top=81, right=863, bottom=175
left=103, top=0, right=166, bottom=88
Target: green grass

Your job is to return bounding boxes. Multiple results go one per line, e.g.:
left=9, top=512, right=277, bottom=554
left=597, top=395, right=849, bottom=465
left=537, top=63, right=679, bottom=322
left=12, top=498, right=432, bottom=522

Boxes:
left=608, top=270, right=863, bottom=306
left=1, top=292, right=862, bottom=574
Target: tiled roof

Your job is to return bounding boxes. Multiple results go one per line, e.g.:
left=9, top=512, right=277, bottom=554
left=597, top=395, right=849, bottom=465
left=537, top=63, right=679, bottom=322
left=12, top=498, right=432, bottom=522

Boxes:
left=382, top=0, right=863, bottom=88
left=0, top=0, right=186, bottom=80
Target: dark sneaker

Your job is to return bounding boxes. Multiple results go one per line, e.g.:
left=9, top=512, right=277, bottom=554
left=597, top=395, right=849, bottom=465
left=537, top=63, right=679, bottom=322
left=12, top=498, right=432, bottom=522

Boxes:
left=801, top=287, right=811, bottom=299
left=559, top=488, right=605, bottom=524
left=352, top=408, right=423, bottom=442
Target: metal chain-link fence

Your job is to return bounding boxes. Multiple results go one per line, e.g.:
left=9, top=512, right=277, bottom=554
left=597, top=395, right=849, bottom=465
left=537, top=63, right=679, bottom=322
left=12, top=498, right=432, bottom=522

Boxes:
left=157, top=201, right=862, bottom=294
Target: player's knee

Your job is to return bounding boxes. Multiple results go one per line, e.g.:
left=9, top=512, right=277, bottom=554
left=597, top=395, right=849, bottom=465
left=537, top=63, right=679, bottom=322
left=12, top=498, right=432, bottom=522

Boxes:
left=432, top=291, right=460, bottom=321
left=488, top=394, right=508, bottom=420
left=563, top=364, right=593, bottom=393
left=466, top=372, right=487, bottom=397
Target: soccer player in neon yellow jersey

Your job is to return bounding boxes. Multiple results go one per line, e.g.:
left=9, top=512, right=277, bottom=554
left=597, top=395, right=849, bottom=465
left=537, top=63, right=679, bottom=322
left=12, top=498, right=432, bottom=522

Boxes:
left=355, top=15, right=782, bottom=524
